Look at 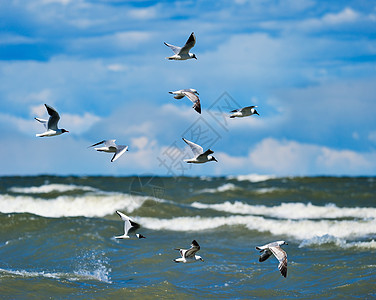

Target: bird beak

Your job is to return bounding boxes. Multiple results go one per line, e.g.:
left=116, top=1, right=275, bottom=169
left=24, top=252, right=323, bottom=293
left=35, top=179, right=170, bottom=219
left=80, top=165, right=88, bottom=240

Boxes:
left=256, top=112, right=260, bottom=116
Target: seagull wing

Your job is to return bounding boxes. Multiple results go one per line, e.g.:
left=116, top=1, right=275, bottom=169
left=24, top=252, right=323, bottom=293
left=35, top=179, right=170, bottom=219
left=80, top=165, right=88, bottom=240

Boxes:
left=258, top=249, right=273, bottom=262
left=179, top=32, right=196, bottom=55
left=270, top=246, right=288, bottom=278
left=182, top=138, right=203, bottom=156
left=164, top=42, right=181, bottom=55
left=182, top=92, right=201, bottom=114
left=111, top=145, right=128, bottom=162
left=184, top=240, right=200, bottom=258
left=88, top=140, right=106, bottom=148
left=45, top=104, right=60, bottom=130
left=116, top=210, right=140, bottom=236
left=34, top=118, right=48, bottom=129
left=198, top=149, right=214, bottom=160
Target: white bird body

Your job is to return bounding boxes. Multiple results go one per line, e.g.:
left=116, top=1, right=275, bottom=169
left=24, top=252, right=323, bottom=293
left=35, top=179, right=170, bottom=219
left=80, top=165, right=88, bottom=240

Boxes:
left=230, top=106, right=259, bottom=118
left=174, top=240, right=204, bottom=263
left=182, top=138, right=217, bottom=164
left=165, top=32, right=197, bottom=61
left=169, top=89, right=201, bottom=114
left=256, top=240, right=288, bottom=278
left=89, top=140, right=128, bottom=162
left=35, top=104, right=69, bottom=137
left=115, top=210, right=145, bottom=239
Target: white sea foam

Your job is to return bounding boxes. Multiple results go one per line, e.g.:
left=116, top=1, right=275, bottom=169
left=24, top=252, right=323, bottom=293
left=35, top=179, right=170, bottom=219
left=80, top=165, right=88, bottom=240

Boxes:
left=198, top=183, right=240, bottom=194
left=139, top=215, right=376, bottom=240
left=0, top=267, right=111, bottom=283
left=299, top=235, right=376, bottom=249
left=191, top=201, right=376, bottom=220
left=8, top=184, right=98, bottom=194
left=0, top=193, right=163, bottom=218
left=226, top=174, right=276, bottom=182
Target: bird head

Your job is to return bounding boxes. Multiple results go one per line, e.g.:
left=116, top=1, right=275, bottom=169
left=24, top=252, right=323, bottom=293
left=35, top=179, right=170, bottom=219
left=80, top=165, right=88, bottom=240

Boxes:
left=192, top=54, right=197, bottom=60
left=136, top=234, right=146, bottom=239
left=254, top=109, right=260, bottom=116
left=211, top=156, right=218, bottom=162
left=278, top=241, right=288, bottom=246
left=62, top=129, right=69, bottom=133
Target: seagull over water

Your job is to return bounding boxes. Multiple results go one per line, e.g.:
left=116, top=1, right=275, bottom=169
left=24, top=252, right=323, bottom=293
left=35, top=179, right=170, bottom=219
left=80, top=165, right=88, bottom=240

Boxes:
left=115, top=210, right=146, bottom=239
left=164, top=32, right=197, bottom=60
left=174, top=240, right=204, bottom=263
left=229, top=106, right=259, bottom=118
left=182, top=138, right=217, bottom=163
left=35, top=104, right=69, bottom=137
left=255, top=241, right=288, bottom=278
left=88, top=140, right=128, bottom=162
left=169, top=89, right=201, bottom=114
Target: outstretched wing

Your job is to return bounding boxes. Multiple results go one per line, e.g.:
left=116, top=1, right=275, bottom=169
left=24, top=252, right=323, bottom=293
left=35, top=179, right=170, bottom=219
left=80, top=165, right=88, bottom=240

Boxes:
left=198, top=149, right=214, bottom=160
left=111, top=145, right=128, bottom=162
left=34, top=118, right=48, bottom=129
left=184, top=240, right=200, bottom=258
left=164, top=42, right=181, bottom=55
left=116, top=210, right=140, bottom=235
left=45, top=104, right=60, bottom=130
left=179, top=32, right=196, bottom=55
left=88, top=140, right=106, bottom=148
left=270, top=246, right=288, bottom=278
left=258, top=249, right=273, bottom=262
left=182, top=92, right=201, bottom=114
left=182, top=138, right=203, bottom=156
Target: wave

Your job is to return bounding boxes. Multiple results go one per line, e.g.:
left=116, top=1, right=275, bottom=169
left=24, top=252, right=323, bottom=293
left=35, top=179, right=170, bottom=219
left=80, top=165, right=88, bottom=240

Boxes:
left=0, top=193, right=164, bottom=218
left=138, top=215, right=376, bottom=240
left=191, top=201, right=376, bottom=220
left=226, top=174, right=276, bottom=182
left=0, top=267, right=111, bottom=283
left=8, top=184, right=98, bottom=194
left=299, top=235, right=376, bottom=249
left=198, top=183, right=241, bottom=194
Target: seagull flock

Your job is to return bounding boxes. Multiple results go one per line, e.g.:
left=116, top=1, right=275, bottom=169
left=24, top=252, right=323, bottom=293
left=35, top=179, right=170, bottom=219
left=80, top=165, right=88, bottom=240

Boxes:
left=34, top=32, right=288, bottom=278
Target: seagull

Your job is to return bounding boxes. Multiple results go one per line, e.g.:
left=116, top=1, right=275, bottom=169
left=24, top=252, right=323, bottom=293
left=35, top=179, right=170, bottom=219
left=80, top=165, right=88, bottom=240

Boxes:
left=169, top=89, right=201, bottom=114
left=255, top=241, right=288, bottom=278
left=174, top=240, right=204, bottom=263
left=229, top=106, right=259, bottom=118
left=88, top=140, right=128, bottom=162
left=115, top=210, right=146, bottom=239
left=164, top=32, right=197, bottom=60
left=182, top=138, right=217, bottom=163
left=35, top=104, right=69, bottom=137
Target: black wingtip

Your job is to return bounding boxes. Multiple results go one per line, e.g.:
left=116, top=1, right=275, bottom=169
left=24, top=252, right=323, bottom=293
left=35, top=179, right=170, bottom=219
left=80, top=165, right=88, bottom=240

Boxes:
left=192, top=240, right=199, bottom=247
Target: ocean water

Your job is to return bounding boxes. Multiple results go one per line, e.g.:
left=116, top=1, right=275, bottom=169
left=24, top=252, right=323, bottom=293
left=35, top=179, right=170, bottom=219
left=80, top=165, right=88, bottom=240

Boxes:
left=0, top=175, right=375, bottom=299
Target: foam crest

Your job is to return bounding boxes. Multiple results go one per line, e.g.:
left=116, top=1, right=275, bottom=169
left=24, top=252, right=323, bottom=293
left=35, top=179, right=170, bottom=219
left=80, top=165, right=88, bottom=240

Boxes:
left=0, top=193, right=162, bottom=218
left=191, top=201, right=376, bottom=220
left=226, top=174, right=275, bottom=182
left=198, top=183, right=240, bottom=194
left=299, top=235, right=376, bottom=249
left=139, top=215, right=376, bottom=240
left=0, top=267, right=111, bottom=283
left=8, top=184, right=98, bottom=194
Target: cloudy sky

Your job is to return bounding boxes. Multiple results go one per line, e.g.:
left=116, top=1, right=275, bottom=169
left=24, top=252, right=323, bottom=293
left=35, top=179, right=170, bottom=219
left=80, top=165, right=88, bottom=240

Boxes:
left=1, top=0, right=375, bottom=177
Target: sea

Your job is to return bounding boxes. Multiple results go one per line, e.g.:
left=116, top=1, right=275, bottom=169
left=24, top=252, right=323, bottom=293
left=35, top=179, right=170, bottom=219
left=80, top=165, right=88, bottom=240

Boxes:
left=0, top=175, right=375, bottom=299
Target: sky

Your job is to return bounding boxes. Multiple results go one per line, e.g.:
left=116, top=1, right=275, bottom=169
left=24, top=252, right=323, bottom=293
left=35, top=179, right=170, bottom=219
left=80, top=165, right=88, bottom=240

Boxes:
left=0, top=0, right=376, bottom=177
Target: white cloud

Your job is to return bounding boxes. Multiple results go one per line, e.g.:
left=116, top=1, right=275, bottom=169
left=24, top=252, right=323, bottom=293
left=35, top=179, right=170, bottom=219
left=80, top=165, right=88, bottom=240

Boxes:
left=322, top=7, right=359, bottom=24
left=62, top=112, right=101, bottom=135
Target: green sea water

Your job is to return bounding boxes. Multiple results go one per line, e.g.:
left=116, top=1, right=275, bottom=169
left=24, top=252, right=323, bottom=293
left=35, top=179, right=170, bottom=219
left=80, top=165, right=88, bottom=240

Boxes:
left=0, top=175, right=375, bottom=299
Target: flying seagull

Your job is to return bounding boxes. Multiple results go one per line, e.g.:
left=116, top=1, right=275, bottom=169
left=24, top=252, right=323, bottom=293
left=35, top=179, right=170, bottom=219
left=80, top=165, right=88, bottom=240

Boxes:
left=164, top=32, right=197, bottom=60
left=229, top=106, right=259, bottom=118
left=35, top=104, right=69, bottom=137
left=255, top=241, right=288, bottom=278
left=88, top=140, right=128, bottom=162
left=169, top=89, right=201, bottom=114
left=182, top=138, right=217, bottom=163
left=174, top=240, right=204, bottom=263
left=115, top=210, right=146, bottom=239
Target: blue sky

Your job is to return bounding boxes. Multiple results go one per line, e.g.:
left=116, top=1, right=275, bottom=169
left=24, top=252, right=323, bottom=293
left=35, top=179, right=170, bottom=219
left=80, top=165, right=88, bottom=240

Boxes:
left=0, top=0, right=376, bottom=177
